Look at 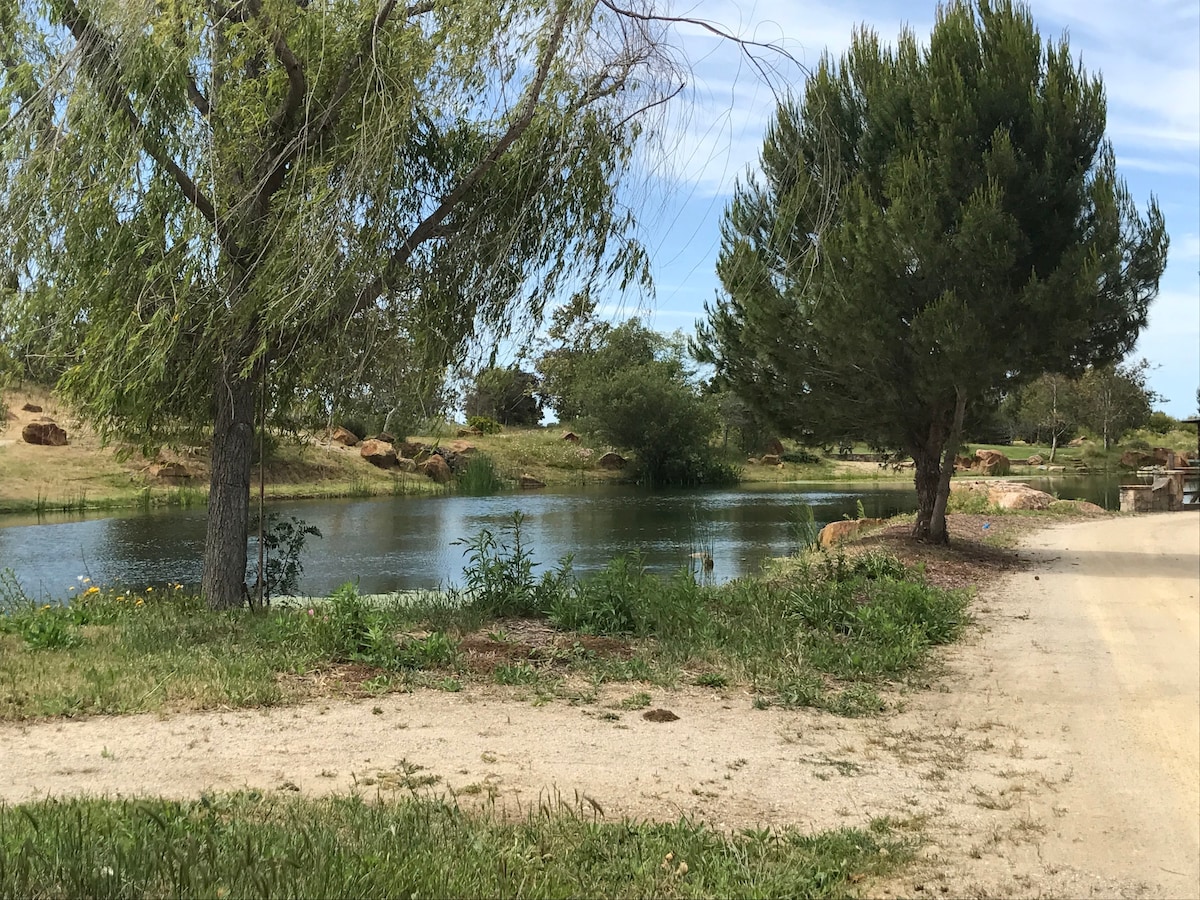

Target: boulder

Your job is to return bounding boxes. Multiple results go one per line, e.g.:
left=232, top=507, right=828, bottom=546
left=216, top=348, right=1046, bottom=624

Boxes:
left=396, top=457, right=418, bottom=473
left=519, top=474, right=547, bottom=489
left=561, top=431, right=580, bottom=443
left=149, top=462, right=191, bottom=481
left=974, top=449, right=1011, bottom=475
left=419, top=453, right=453, bottom=483
left=989, top=486, right=1054, bottom=510
left=399, top=441, right=431, bottom=460
left=764, top=437, right=785, bottom=456
left=759, top=454, right=781, bottom=466
left=360, top=439, right=398, bottom=469
left=448, top=440, right=476, bottom=456
left=330, top=426, right=359, bottom=447
left=746, top=457, right=760, bottom=466
left=1118, top=449, right=1167, bottom=469
left=21, top=419, right=68, bottom=446
left=373, top=432, right=396, bottom=445
left=597, top=451, right=627, bottom=470
left=457, top=427, right=483, bottom=437
left=818, top=517, right=885, bottom=548
left=954, top=455, right=975, bottom=471
left=21, top=402, right=43, bottom=413
left=1025, top=454, right=1044, bottom=466
left=1067, top=436, right=1085, bottom=447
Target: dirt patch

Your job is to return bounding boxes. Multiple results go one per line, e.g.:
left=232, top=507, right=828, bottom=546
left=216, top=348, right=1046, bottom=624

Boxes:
left=458, top=618, right=635, bottom=675
left=852, top=515, right=1030, bottom=592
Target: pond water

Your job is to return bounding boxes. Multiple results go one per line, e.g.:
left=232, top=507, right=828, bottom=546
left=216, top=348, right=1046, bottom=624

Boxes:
left=0, top=474, right=1129, bottom=599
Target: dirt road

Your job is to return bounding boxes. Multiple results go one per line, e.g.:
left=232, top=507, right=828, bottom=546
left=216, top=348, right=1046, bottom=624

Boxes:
left=2, top=513, right=1197, bottom=898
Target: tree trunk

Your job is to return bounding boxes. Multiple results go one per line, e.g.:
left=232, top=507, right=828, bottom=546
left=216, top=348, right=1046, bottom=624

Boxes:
left=202, top=364, right=257, bottom=609
left=928, top=391, right=966, bottom=543
left=1049, top=431, right=1058, bottom=463
left=910, top=391, right=967, bottom=544
left=911, top=443, right=942, bottom=540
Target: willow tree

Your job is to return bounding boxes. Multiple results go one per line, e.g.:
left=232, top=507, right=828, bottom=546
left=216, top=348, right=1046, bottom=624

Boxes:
left=696, top=0, right=1168, bottom=542
left=0, top=0, right=694, bottom=606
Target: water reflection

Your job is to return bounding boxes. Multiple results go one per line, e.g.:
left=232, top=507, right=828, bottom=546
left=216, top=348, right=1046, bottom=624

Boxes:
left=0, top=474, right=1127, bottom=598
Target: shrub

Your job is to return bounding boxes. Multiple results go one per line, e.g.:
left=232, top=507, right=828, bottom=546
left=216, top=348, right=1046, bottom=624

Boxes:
left=466, top=415, right=502, bottom=434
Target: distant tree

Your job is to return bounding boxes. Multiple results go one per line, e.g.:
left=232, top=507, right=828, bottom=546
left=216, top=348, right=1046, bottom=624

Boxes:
left=535, top=294, right=614, bottom=423
left=696, top=0, right=1168, bottom=542
left=573, top=320, right=721, bottom=485
left=465, top=367, right=542, bottom=427
left=1145, top=410, right=1178, bottom=435
left=1006, top=374, right=1078, bottom=461
left=1075, top=360, right=1158, bottom=450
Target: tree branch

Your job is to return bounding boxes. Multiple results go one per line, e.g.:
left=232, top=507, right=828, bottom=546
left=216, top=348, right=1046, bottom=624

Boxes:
left=353, top=1, right=574, bottom=310
left=55, top=0, right=240, bottom=261
left=186, top=71, right=211, bottom=117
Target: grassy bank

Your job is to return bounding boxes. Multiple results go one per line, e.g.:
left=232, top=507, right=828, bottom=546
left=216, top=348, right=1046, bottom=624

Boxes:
left=0, top=518, right=968, bottom=721
left=0, top=792, right=910, bottom=899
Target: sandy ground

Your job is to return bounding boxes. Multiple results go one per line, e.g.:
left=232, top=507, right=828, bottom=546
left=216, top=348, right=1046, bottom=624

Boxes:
left=2, top=513, right=1197, bottom=898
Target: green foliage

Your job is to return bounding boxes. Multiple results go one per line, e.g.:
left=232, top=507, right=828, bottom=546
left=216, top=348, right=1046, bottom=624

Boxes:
left=1146, top=411, right=1178, bottom=434
left=549, top=558, right=710, bottom=640
left=465, top=367, right=542, bottom=426
left=251, top=514, right=323, bottom=605
left=455, top=453, right=508, bottom=496
left=455, top=513, right=570, bottom=618
left=697, top=0, right=1168, bottom=541
left=569, top=320, right=727, bottom=485
left=466, top=415, right=503, bottom=434
left=781, top=448, right=821, bottom=465
left=0, top=794, right=909, bottom=899
left=787, top=505, right=822, bottom=554
left=1074, top=359, right=1159, bottom=449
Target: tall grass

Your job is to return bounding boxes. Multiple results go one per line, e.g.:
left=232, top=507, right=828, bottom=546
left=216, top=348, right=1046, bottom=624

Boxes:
left=0, top=793, right=909, bottom=899
left=456, top=452, right=508, bottom=495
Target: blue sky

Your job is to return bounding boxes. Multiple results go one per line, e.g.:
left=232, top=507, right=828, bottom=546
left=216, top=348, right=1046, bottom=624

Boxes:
left=615, top=0, right=1199, bottom=417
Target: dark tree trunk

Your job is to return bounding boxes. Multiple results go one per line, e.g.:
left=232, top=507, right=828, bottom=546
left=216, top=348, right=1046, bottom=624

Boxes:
left=202, top=364, right=257, bottom=609
left=910, top=390, right=967, bottom=544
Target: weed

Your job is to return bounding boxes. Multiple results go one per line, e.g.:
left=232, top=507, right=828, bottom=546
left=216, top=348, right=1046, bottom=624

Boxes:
left=456, top=453, right=508, bottom=495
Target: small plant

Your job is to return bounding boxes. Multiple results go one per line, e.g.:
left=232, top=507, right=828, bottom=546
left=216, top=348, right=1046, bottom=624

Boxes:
left=250, top=514, right=323, bottom=606
left=455, top=512, right=569, bottom=617
left=619, top=691, right=652, bottom=710
left=787, top=504, right=822, bottom=554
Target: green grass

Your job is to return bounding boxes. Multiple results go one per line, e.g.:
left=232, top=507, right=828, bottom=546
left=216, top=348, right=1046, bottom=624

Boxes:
left=0, top=793, right=910, bottom=899
left=0, top=529, right=968, bottom=721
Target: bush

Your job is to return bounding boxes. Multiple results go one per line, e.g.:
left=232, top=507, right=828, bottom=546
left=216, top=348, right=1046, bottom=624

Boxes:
left=781, top=448, right=822, bottom=464
left=466, top=415, right=502, bottom=434
left=456, top=453, right=506, bottom=495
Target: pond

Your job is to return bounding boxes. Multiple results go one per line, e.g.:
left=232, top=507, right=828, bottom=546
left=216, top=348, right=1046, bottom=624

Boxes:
left=0, top=474, right=1129, bottom=599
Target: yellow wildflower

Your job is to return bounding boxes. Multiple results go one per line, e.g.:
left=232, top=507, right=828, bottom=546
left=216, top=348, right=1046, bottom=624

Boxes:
left=146, top=586, right=153, bottom=592
left=135, top=598, right=144, bottom=607
left=41, top=604, right=51, bottom=610
left=86, top=585, right=100, bottom=595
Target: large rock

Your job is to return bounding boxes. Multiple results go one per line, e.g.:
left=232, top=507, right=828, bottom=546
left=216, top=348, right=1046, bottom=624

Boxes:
left=149, top=462, right=191, bottom=481
left=330, top=426, right=359, bottom=447
left=396, top=457, right=418, bottom=473
left=399, top=441, right=431, bottom=460
left=1025, top=454, right=1044, bottom=466
left=21, top=403, right=43, bottom=413
left=597, top=451, right=627, bottom=470
left=419, top=453, right=453, bottom=483
left=360, top=439, right=398, bottom=469
left=448, top=440, right=477, bottom=456
left=763, top=437, right=785, bottom=456
left=975, top=449, right=1011, bottom=475
left=759, top=454, right=782, bottom=466
left=818, top=518, right=885, bottom=548
left=988, top=484, right=1054, bottom=510
left=21, top=419, right=68, bottom=446
left=519, top=473, right=546, bottom=489
left=561, top=431, right=580, bottom=443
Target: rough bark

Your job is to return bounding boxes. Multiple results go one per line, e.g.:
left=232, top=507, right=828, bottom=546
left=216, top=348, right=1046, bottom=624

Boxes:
left=928, top=391, right=966, bottom=543
left=202, top=364, right=257, bottom=609
left=910, top=391, right=966, bottom=544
